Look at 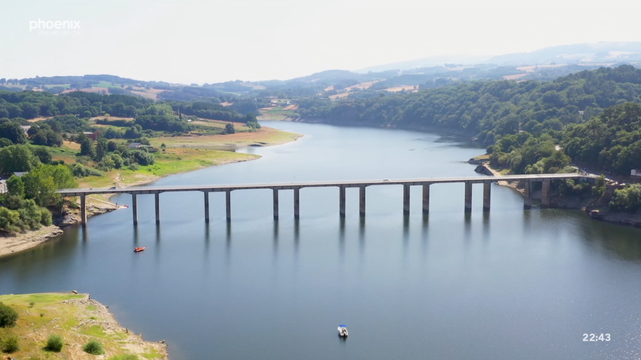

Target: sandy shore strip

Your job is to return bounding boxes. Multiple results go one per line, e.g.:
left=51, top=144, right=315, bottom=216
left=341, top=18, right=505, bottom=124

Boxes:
left=0, top=225, right=63, bottom=257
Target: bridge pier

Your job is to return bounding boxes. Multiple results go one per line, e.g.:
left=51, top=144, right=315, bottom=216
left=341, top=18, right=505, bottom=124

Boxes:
left=523, top=181, right=532, bottom=209
left=273, top=189, right=279, bottom=220
left=225, top=190, right=231, bottom=222
left=422, top=184, right=430, bottom=214
left=132, top=194, right=138, bottom=226
left=464, top=182, right=472, bottom=212
left=80, top=194, right=87, bottom=226
left=359, top=186, right=366, bottom=217
left=339, top=186, right=346, bottom=218
left=403, top=184, right=410, bottom=215
left=204, top=191, right=210, bottom=222
left=483, top=181, right=491, bottom=211
left=294, top=188, right=300, bottom=219
left=541, top=179, right=550, bottom=207
left=155, top=193, right=160, bottom=224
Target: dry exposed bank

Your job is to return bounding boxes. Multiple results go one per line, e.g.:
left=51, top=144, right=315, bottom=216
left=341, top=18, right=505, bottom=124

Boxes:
left=0, top=292, right=168, bottom=359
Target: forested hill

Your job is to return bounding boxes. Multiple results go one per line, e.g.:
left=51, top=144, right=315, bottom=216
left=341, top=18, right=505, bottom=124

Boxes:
left=0, top=90, right=247, bottom=122
left=298, top=65, right=641, bottom=146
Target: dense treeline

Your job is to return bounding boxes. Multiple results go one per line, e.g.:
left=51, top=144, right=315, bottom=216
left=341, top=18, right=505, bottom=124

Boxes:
left=0, top=90, right=153, bottom=119
left=6, top=74, right=173, bottom=90
left=299, top=65, right=641, bottom=175
left=563, top=102, right=641, bottom=175
left=300, top=65, right=641, bottom=144
left=0, top=90, right=246, bottom=124
left=169, top=101, right=246, bottom=122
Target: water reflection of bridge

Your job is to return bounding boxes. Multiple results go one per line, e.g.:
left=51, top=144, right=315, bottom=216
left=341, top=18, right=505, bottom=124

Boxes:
left=58, top=174, right=596, bottom=226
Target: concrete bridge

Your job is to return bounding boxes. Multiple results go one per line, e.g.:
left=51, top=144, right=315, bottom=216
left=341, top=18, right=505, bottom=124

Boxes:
left=58, top=173, right=596, bottom=226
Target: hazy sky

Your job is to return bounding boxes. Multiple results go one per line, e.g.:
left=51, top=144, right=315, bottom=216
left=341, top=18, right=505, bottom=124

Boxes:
left=2, top=0, right=641, bottom=84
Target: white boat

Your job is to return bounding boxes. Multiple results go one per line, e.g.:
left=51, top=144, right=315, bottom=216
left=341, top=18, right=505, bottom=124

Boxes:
left=337, top=325, right=348, bottom=338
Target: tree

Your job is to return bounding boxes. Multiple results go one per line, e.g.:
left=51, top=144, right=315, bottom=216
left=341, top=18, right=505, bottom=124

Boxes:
left=111, top=153, right=123, bottom=169
left=33, top=147, right=52, bottom=164
left=107, top=140, right=118, bottom=152
left=0, top=302, right=18, bottom=327
left=7, top=175, right=24, bottom=198
left=0, top=122, right=27, bottom=144
left=0, top=145, right=39, bottom=174
left=244, top=112, right=261, bottom=129
left=23, top=169, right=56, bottom=206
left=33, top=129, right=63, bottom=147
left=224, top=123, right=235, bottom=134
left=124, top=125, right=142, bottom=139
left=20, top=103, right=40, bottom=119
left=95, top=138, right=108, bottom=161
left=80, top=137, right=95, bottom=158
left=0, top=207, right=22, bottom=234
left=23, top=164, right=77, bottom=206
left=593, top=175, right=606, bottom=197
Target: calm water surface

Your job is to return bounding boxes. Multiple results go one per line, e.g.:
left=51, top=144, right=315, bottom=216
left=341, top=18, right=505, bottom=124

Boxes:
left=2, top=122, right=641, bottom=360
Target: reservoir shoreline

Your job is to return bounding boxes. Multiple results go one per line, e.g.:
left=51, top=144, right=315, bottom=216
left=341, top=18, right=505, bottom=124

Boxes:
left=0, top=126, right=302, bottom=258
left=3, top=120, right=641, bottom=360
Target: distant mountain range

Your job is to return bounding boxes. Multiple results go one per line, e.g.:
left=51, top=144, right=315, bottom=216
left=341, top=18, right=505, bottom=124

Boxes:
left=4, top=42, right=641, bottom=102
left=356, top=42, right=641, bottom=73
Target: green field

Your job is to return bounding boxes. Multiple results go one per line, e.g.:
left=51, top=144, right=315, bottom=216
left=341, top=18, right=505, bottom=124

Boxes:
left=258, top=107, right=298, bottom=120
left=92, top=81, right=122, bottom=88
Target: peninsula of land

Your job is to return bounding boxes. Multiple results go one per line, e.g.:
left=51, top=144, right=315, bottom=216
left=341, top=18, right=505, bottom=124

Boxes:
left=0, top=292, right=168, bottom=359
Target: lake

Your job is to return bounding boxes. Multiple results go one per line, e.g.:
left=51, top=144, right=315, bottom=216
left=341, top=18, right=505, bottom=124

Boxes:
left=2, top=121, right=641, bottom=360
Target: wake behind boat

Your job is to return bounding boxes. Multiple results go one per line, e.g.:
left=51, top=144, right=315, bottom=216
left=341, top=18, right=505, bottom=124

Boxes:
left=338, top=325, right=348, bottom=338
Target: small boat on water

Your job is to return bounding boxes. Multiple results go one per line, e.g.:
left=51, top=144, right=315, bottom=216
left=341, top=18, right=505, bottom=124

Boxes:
left=133, top=247, right=146, bottom=253
left=337, top=325, right=348, bottom=338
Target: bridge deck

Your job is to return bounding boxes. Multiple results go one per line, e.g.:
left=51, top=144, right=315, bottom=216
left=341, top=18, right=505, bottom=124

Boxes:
left=58, top=173, right=595, bottom=196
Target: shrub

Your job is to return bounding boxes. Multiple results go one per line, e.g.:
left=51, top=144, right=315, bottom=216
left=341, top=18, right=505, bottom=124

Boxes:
left=2, top=336, right=19, bottom=353
left=0, top=302, right=18, bottom=327
left=610, top=184, right=641, bottom=212
left=83, top=339, right=105, bottom=355
left=45, top=334, right=63, bottom=352
left=40, top=208, right=53, bottom=226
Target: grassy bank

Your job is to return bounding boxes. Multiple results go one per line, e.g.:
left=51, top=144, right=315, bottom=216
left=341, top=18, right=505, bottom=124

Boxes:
left=0, top=293, right=167, bottom=359
left=77, top=149, right=259, bottom=189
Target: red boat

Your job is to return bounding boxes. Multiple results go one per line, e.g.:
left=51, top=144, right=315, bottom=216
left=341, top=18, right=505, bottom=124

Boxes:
left=133, top=247, right=146, bottom=253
